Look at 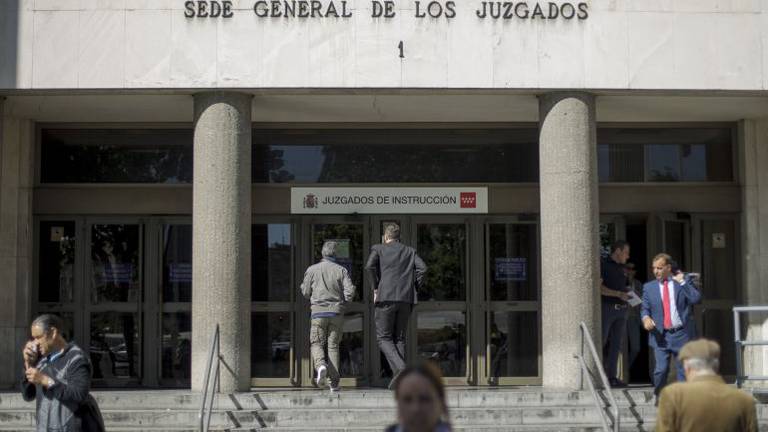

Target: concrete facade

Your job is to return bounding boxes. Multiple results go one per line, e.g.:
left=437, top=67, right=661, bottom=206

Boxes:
left=0, top=98, right=34, bottom=389
left=0, top=0, right=767, bottom=393
left=539, top=93, right=600, bottom=388
left=741, top=118, right=768, bottom=387
left=0, top=1, right=767, bottom=91
left=191, top=92, right=253, bottom=392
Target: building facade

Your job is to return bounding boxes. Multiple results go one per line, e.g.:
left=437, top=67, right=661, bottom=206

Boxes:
left=1, top=0, right=768, bottom=391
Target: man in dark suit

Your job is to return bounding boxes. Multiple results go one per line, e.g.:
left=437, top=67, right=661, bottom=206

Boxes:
left=641, top=253, right=702, bottom=399
left=365, top=223, right=427, bottom=388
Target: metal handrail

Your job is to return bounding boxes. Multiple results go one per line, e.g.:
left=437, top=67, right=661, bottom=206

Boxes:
left=199, top=324, right=220, bottom=432
left=575, top=321, right=620, bottom=432
left=733, top=306, right=768, bottom=388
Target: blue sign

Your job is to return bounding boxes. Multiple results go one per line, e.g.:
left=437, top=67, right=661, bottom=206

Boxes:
left=495, top=258, right=527, bottom=282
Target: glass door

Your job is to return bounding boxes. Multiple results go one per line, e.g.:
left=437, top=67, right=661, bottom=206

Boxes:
left=85, top=219, right=144, bottom=387
left=692, top=215, right=740, bottom=380
left=658, top=215, right=692, bottom=270
left=158, top=219, right=192, bottom=387
left=410, top=217, right=471, bottom=385
left=35, top=218, right=81, bottom=351
left=251, top=220, right=297, bottom=387
left=484, top=219, right=541, bottom=385
left=304, top=217, right=370, bottom=387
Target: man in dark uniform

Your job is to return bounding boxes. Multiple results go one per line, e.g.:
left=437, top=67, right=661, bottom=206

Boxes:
left=600, top=240, right=631, bottom=387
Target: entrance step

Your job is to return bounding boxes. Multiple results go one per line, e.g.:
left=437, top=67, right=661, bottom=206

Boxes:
left=0, top=388, right=766, bottom=431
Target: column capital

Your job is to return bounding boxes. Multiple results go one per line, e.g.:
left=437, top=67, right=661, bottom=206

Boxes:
left=193, top=91, right=253, bottom=121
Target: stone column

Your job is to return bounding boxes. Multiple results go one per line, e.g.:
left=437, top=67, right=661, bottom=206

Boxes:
left=539, top=93, right=600, bottom=389
left=191, top=92, right=252, bottom=392
left=0, top=98, right=35, bottom=389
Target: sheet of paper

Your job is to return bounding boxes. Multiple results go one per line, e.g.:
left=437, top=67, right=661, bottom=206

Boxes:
left=626, top=291, right=642, bottom=307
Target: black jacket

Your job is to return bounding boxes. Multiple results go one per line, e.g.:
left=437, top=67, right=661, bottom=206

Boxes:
left=21, top=343, right=104, bottom=432
left=365, top=241, right=427, bottom=304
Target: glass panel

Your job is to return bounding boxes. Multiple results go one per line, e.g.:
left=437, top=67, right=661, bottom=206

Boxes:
left=646, top=144, right=681, bottom=182
left=90, top=224, right=141, bottom=303
left=681, top=144, right=707, bottom=181
left=252, top=224, right=293, bottom=302
left=340, top=312, right=364, bottom=377
left=705, top=137, right=734, bottom=181
left=664, top=221, right=687, bottom=269
left=702, top=309, right=736, bottom=378
left=488, top=224, right=538, bottom=302
left=700, top=220, right=737, bottom=300
left=598, top=128, right=733, bottom=183
left=417, top=224, right=467, bottom=302
left=253, top=129, right=539, bottom=183
left=598, top=144, right=609, bottom=182
left=599, top=222, right=616, bottom=258
left=312, top=224, right=364, bottom=302
left=488, top=311, right=538, bottom=378
left=38, top=221, right=76, bottom=303
left=89, top=312, right=140, bottom=380
left=417, top=311, right=467, bottom=377
left=40, top=129, right=193, bottom=183
left=597, top=143, right=644, bottom=182
left=162, top=225, right=192, bottom=303
left=251, top=312, right=291, bottom=378
left=161, top=312, right=191, bottom=380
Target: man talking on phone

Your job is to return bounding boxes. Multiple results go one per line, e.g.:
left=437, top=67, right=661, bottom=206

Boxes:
left=641, top=255, right=702, bottom=403
left=21, top=314, right=103, bottom=432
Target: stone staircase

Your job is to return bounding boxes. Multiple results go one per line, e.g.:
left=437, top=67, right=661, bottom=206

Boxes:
left=0, top=387, right=766, bottom=431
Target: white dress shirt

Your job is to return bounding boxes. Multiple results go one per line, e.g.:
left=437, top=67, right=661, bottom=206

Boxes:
left=659, top=277, right=683, bottom=329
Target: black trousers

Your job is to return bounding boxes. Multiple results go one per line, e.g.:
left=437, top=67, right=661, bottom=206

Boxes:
left=375, top=301, right=412, bottom=374
left=602, top=302, right=628, bottom=380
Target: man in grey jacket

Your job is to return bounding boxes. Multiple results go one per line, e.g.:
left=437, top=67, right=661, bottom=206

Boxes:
left=301, top=241, right=356, bottom=392
left=21, top=314, right=103, bottom=432
left=365, top=223, right=427, bottom=388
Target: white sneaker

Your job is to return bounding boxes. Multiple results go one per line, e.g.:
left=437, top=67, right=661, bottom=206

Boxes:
left=329, top=385, right=340, bottom=393
left=315, top=365, right=328, bottom=388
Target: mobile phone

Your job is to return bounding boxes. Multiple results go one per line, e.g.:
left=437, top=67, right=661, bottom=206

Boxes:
left=670, top=261, right=681, bottom=275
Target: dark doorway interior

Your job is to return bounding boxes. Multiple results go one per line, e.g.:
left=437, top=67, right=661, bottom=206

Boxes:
left=626, top=221, right=651, bottom=384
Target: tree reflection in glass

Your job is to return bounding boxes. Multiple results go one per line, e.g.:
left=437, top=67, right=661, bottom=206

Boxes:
left=417, top=311, right=466, bottom=377
left=417, top=224, right=466, bottom=302
left=90, top=225, right=140, bottom=303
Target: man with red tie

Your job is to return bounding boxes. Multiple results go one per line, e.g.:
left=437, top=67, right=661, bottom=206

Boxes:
left=641, top=253, right=702, bottom=401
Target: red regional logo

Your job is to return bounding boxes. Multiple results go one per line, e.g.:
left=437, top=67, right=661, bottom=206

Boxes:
left=460, top=192, right=477, bottom=209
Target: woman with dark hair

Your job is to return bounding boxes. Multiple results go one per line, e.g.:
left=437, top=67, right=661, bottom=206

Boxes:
left=386, top=362, right=452, bottom=432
